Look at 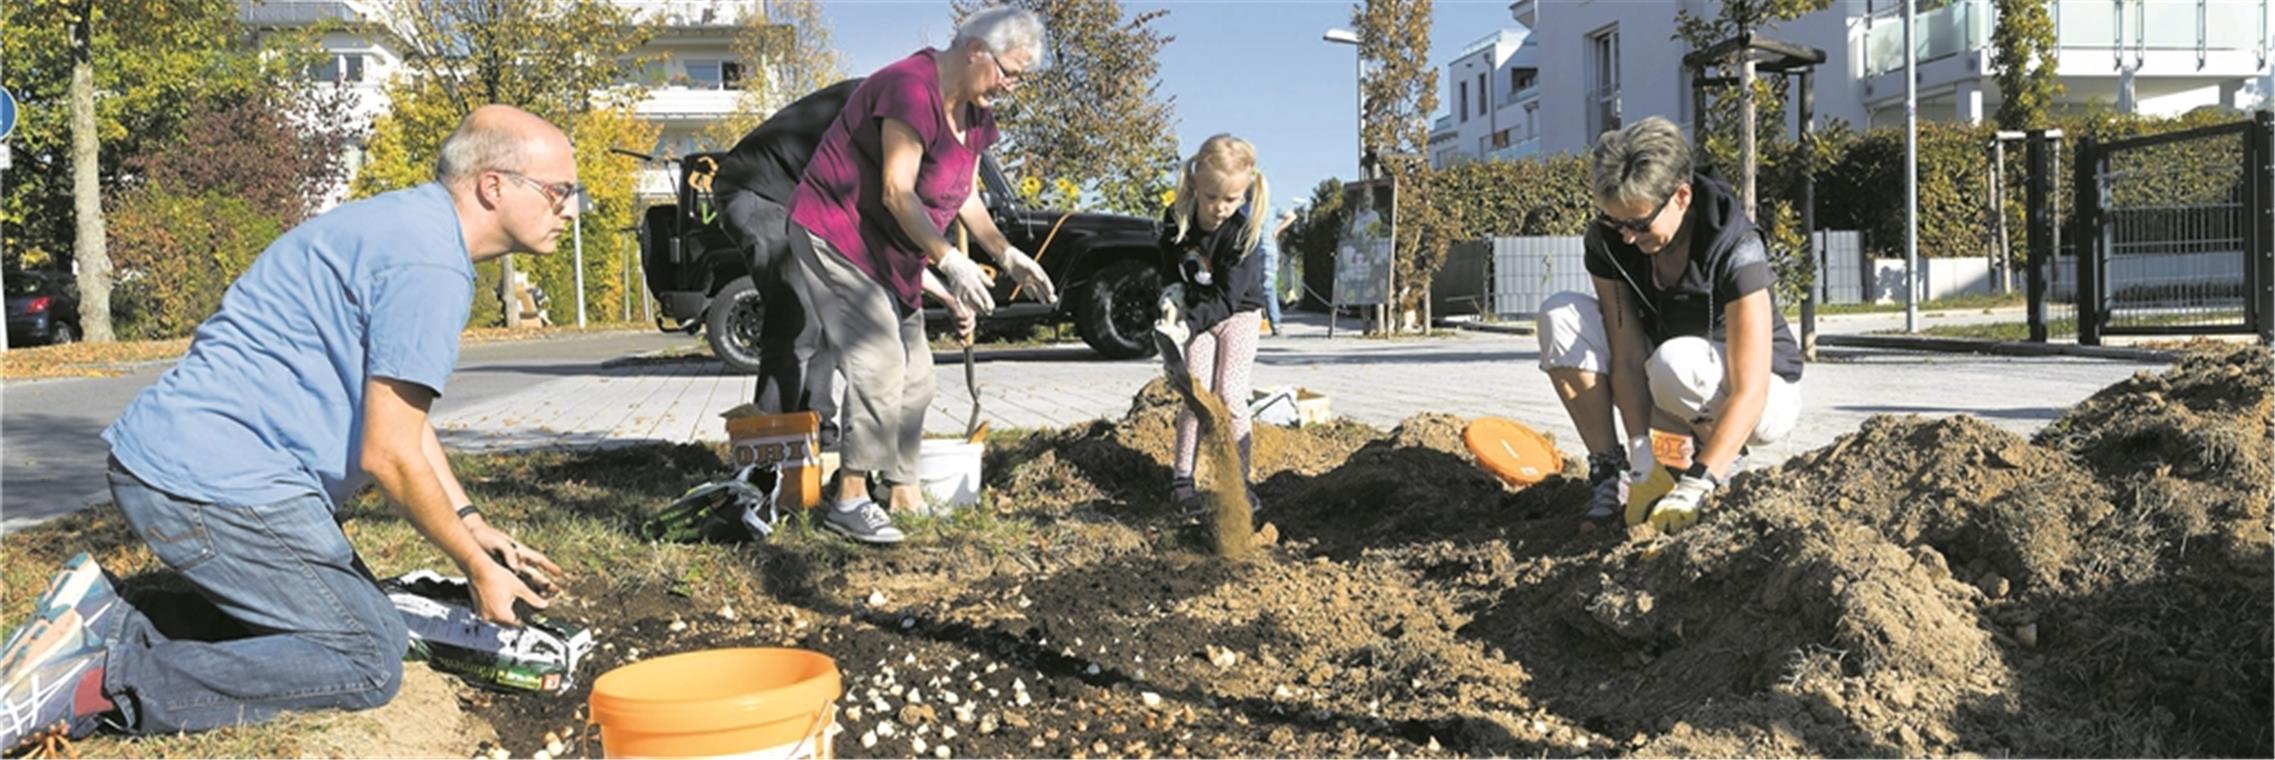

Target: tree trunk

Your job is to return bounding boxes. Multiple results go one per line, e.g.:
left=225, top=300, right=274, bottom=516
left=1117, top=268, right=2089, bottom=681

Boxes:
left=70, top=5, right=114, bottom=343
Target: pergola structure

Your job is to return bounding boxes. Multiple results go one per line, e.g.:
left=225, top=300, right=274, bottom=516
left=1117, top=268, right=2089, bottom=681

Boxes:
left=1682, top=33, right=1829, bottom=355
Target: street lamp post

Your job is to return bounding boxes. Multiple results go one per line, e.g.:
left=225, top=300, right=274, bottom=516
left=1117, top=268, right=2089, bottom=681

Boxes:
left=1324, top=27, right=1382, bottom=331
left=1323, top=28, right=1363, bottom=180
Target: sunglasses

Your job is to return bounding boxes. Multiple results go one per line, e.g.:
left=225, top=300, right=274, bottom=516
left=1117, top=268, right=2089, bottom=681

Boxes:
left=1597, top=189, right=1675, bottom=235
left=500, top=171, right=583, bottom=213
left=982, top=50, right=1030, bottom=85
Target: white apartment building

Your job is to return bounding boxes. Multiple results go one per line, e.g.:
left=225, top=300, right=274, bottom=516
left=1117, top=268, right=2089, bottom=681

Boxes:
left=242, top=0, right=760, bottom=204
left=1428, top=29, right=1543, bottom=167
left=1430, top=0, right=2272, bottom=163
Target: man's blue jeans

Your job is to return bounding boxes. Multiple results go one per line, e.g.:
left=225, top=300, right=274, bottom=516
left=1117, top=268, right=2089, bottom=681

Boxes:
left=101, top=458, right=406, bottom=735
left=1260, top=244, right=1284, bottom=330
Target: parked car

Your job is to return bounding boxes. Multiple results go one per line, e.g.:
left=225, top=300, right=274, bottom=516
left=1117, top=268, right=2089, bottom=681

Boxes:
left=638, top=107, right=1165, bottom=373
left=6, top=270, right=81, bottom=346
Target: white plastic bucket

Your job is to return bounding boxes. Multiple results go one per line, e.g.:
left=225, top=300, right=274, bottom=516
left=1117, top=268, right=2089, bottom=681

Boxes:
left=915, top=439, right=984, bottom=511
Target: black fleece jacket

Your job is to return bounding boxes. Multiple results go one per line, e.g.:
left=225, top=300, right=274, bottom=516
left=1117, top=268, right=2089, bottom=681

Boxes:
left=1158, top=207, right=1269, bottom=334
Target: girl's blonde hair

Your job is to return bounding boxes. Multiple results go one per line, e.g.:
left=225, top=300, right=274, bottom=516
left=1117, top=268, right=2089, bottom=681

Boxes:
left=1169, top=133, right=1270, bottom=257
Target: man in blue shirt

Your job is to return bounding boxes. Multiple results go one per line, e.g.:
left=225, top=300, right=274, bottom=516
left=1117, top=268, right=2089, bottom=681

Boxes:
left=0, top=105, right=574, bottom=750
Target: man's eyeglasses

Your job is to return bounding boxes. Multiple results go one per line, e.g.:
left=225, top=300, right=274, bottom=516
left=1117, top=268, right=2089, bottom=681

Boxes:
left=1597, top=189, right=1676, bottom=235
left=982, top=50, right=1029, bottom=85
left=501, top=171, right=582, bottom=213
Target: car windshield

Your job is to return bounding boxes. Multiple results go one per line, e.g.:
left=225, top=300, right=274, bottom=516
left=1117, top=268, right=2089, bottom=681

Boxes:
left=4, top=274, right=47, bottom=297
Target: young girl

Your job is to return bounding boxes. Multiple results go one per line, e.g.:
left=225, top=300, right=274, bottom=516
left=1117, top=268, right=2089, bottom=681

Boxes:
left=1158, top=134, right=1272, bottom=513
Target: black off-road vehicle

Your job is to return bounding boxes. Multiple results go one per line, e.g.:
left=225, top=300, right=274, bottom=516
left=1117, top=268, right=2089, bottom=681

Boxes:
left=638, top=151, right=1166, bottom=372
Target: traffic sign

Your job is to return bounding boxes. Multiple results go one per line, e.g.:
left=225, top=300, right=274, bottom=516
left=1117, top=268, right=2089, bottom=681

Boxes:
left=0, top=87, right=16, bottom=143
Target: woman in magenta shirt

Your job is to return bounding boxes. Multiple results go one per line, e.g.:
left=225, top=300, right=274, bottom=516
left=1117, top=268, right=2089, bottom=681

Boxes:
left=786, top=6, right=1054, bottom=544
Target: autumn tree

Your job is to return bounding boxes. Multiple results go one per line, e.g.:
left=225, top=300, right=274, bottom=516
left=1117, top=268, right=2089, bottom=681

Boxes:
left=355, top=0, right=654, bottom=327
left=951, top=0, right=1180, bottom=216
left=1992, top=0, right=2062, bottom=130
left=2, top=0, right=298, bottom=341
left=700, top=0, right=846, bottom=150
left=1350, top=0, right=1438, bottom=329
left=106, top=91, right=365, bottom=338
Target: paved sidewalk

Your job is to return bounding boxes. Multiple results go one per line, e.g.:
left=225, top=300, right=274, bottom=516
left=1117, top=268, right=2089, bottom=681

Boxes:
left=433, top=311, right=2166, bottom=471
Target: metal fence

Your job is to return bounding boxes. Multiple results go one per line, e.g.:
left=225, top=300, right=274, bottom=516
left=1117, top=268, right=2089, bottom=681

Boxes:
left=2070, top=111, right=2274, bottom=343
left=1454, top=231, right=1863, bottom=318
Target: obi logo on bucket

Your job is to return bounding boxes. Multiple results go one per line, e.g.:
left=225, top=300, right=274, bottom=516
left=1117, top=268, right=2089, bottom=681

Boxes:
left=733, top=438, right=812, bottom=469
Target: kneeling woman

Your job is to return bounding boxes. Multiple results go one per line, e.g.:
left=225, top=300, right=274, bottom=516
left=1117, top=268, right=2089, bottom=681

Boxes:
left=1536, top=116, right=1804, bottom=532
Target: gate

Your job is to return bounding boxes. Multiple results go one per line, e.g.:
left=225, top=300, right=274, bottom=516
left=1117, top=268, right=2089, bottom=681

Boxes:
left=2070, top=111, right=2275, bottom=345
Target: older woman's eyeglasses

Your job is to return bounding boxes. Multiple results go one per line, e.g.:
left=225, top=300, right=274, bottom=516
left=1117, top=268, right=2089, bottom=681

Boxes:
left=501, top=171, right=582, bottom=212
left=982, top=50, right=1030, bottom=85
left=1597, top=190, right=1675, bottom=235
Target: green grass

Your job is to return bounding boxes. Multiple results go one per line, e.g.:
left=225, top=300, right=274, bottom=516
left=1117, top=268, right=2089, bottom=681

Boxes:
left=1, top=436, right=1064, bottom=757
left=1792, top=291, right=2027, bottom=317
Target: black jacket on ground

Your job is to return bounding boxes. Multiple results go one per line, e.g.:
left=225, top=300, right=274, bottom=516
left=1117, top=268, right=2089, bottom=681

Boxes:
left=713, top=78, right=864, bottom=202
left=1158, top=208, right=1268, bottom=334
left=1582, top=172, right=1804, bottom=382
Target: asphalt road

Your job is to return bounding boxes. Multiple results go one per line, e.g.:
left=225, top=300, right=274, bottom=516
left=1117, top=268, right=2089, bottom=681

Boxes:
left=1, top=330, right=689, bottom=532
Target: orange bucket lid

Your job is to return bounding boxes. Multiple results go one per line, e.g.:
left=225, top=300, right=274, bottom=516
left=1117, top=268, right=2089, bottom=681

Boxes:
left=1463, top=417, right=1564, bottom=487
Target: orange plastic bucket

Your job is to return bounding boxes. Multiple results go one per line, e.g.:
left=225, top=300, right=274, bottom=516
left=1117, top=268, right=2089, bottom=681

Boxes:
left=589, top=648, right=841, bottom=758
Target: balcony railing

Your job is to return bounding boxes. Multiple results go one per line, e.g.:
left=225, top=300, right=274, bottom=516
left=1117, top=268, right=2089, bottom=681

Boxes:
left=1864, top=0, right=2268, bottom=77
left=613, top=0, right=756, bottom=26
left=1862, top=0, right=1992, bottom=76
left=1457, top=29, right=1524, bottom=61
left=240, top=0, right=367, bottom=25
left=1487, top=138, right=1540, bottom=162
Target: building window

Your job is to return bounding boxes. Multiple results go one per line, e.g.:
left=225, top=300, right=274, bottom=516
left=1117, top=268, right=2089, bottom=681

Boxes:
left=309, top=53, right=365, bottom=84
left=1477, top=72, right=1488, bottom=116
left=1458, top=81, right=1469, bottom=124
left=1589, top=25, right=1622, bottom=136
left=677, top=60, right=723, bottom=90
left=722, top=61, right=746, bottom=90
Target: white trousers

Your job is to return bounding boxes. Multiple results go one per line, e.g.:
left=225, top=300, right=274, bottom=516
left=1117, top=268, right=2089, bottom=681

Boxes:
left=1536, top=291, right=1800, bottom=445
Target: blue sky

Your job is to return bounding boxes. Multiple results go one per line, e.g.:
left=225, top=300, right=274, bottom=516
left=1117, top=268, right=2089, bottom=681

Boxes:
left=817, top=0, right=1521, bottom=212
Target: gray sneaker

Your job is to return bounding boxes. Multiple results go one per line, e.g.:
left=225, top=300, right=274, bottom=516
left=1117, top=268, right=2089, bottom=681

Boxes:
left=1580, top=450, right=1628, bottom=529
left=821, top=499, right=906, bottom=544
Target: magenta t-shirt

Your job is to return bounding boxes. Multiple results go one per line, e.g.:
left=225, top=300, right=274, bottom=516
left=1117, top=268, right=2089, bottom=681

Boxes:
left=790, top=49, right=998, bottom=311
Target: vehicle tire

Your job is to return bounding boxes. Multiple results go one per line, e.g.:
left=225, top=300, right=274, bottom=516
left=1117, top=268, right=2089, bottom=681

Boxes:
left=50, top=322, right=78, bottom=344
left=1074, top=260, right=1160, bottom=359
left=705, top=275, right=764, bottom=374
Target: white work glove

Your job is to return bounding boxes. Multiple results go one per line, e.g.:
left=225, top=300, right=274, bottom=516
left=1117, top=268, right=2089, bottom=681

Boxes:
left=1154, top=283, right=1190, bottom=348
left=935, top=249, right=997, bottom=316
left=997, top=246, right=1056, bottom=305
left=1622, top=435, right=1657, bottom=484
left=1648, top=465, right=1721, bottom=534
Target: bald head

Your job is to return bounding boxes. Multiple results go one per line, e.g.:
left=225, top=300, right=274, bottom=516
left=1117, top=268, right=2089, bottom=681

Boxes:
left=435, top=105, right=573, bottom=186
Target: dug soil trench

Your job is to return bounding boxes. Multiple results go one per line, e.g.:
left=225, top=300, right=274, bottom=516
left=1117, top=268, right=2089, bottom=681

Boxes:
left=477, top=346, right=2270, bottom=759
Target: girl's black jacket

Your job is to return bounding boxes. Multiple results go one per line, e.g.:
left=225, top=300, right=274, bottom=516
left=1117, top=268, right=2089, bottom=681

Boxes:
left=1157, top=207, right=1268, bottom=334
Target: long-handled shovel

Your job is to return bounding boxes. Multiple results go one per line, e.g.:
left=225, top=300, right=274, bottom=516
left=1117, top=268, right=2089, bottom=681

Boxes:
left=963, top=333, right=988, bottom=443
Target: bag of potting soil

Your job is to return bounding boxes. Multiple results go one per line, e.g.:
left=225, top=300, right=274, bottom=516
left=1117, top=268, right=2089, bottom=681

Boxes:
left=641, top=464, right=786, bottom=543
left=383, top=570, right=596, bottom=694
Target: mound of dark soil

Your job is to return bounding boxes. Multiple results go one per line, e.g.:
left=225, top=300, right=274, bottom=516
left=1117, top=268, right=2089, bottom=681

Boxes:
left=467, top=348, right=2270, bottom=759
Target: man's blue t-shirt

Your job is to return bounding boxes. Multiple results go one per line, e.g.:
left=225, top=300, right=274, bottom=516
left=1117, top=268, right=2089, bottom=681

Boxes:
left=104, top=183, right=474, bottom=509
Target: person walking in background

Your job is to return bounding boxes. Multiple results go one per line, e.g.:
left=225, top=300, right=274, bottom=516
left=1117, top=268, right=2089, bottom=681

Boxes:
left=1257, top=206, right=1296, bottom=336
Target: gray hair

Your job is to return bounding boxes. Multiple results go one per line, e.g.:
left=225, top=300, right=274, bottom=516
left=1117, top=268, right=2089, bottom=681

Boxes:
left=434, top=117, right=529, bottom=185
left=1588, top=116, right=1692, bottom=208
left=953, top=6, right=1046, bottom=61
